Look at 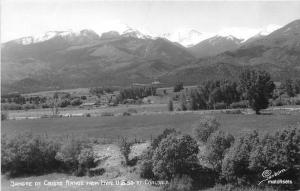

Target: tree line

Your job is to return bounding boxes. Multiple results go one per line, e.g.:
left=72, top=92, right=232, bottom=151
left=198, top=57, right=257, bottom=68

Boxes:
left=176, top=69, right=276, bottom=114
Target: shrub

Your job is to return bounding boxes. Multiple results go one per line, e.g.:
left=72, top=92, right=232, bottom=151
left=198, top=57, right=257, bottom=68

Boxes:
left=220, top=128, right=300, bottom=190
left=271, top=98, right=286, bottom=106
left=295, top=99, right=300, bottom=105
left=1, top=103, right=22, bottom=110
left=140, top=159, right=155, bottom=179
left=122, top=112, right=131, bottom=116
left=1, top=133, right=97, bottom=178
left=151, top=128, right=177, bottom=150
left=168, top=100, right=174, bottom=111
left=59, top=99, right=71, bottom=108
left=1, top=133, right=60, bottom=177
left=230, top=101, right=248, bottom=109
left=221, top=131, right=259, bottom=185
left=205, top=130, right=234, bottom=174
left=101, top=112, right=114, bottom=117
left=55, top=137, right=96, bottom=176
left=193, top=116, right=220, bottom=143
left=22, top=103, right=37, bottom=110
left=71, top=98, right=82, bottom=106
left=119, top=138, right=133, bottom=165
left=1, top=111, right=8, bottom=121
left=42, top=103, right=50, bottom=108
left=164, top=174, right=193, bottom=191
left=174, top=82, right=184, bottom=92
left=152, top=134, right=199, bottom=180
left=214, top=102, right=227, bottom=109
left=139, top=129, right=177, bottom=179
left=76, top=148, right=96, bottom=176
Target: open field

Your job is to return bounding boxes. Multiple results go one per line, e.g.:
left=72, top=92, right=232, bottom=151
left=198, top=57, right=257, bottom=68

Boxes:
left=2, top=110, right=300, bottom=140
left=5, top=104, right=168, bottom=119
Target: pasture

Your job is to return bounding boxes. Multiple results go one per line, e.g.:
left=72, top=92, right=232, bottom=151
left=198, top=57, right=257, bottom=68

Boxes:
left=2, top=111, right=300, bottom=140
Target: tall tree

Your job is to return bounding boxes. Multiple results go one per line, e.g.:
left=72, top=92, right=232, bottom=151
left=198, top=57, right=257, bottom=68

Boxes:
left=284, top=79, right=295, bottom=97
left=239, top=69, right=275, bottom=114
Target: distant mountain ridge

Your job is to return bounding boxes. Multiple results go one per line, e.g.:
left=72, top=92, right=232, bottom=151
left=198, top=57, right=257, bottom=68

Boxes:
left=1, top=19, right=300, bottom=94
left=188, top=35, right=243, bottom=58
left=1, top=30, right=195, bottom=93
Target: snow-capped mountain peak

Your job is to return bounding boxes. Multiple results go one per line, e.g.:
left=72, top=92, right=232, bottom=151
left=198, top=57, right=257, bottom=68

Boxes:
left=12, top=29, right=100, bottom=45
left=159, top=28, right=213, bottom=47
left=121, top=27, right=152, bottom=39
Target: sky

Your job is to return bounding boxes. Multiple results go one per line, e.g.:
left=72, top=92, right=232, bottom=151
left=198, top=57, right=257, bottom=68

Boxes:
left=2, top=0, right=300, bottom=42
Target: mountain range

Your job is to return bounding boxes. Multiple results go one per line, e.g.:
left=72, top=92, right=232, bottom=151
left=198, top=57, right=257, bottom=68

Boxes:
left=1, top=19, right=300, bottom=93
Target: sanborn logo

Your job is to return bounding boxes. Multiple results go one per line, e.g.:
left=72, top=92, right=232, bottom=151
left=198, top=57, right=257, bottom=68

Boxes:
left=258, top=169, right=292, bottom=185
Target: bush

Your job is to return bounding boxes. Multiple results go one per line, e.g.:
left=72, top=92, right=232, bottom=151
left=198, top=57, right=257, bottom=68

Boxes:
left=122, top=112, right=131, bottom=116
left=151, top=128, right=177, bottom=150
left=139, top=129, right=177, bottom=179
left=71, top=98, right=82, bottom=106
left=174, top=82, right=184, bottom=92
left=271, top=98, right=286, bottom=106
left=164, top=175, right=193, bottom=191
left=76, top=148, right=96, bottom=176
left=59, top=99, right=71, bottom=108
left=1, top=134, right=97, bottom=178
left=221, top=131, right=259, bottom=185
left=1, top=111, right=8, bottom=121
left=1, top=133, right=60, bottom=177
left=42, top=103, right=50, bottom=108
left=214, top=102, right=227, bottom=110
left=221, top=127, right=299, bottom=190
left=119, top=138, right=133, bottom=165
left=193, top=116, right=220, bottom=143
left=168, top=100, right=174, bottom=111
left=140, top=159, right=155, bottom=179
left=205, top=130, right=234, bottom=174
left=1, top=103, right=22, bottom=110
left=152, top=134, right=199, bottom=180
left=22, top=103, right=37, bottom=110
left=101, top=112, right=114, bottom=117
left=230, top=101, right=248, bottom=109
left=295, top=99, right=300, bottom=105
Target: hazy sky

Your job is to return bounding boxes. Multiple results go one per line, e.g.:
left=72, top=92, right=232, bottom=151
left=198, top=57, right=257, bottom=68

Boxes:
left=2, top=0, right=300, bottom=42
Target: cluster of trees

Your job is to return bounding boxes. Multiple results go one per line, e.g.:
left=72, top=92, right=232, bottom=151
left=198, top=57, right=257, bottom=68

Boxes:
left=118, top=86, right=157, bottom=102
left=179, top=69, right=276, bottom=114
left=281, top=79, right=300, bottom=97
left=180, top=80, right=241, bottom=111
left=138, top=117, right=299, bottom=190
left=1, top=94, right=47, bottom=105
left=173, top=82, right=184, bottom=92
left=89, top=87, right=115, bottom=97
left=1, top=92, right=86, bottom=111
left=1, top=134, right=98, bottom=177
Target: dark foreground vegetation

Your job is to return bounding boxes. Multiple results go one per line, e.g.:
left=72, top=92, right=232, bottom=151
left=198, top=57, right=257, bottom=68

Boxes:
left=137, top=117, right=300, bottom=191
left=1, top=134, right=98, bottom=178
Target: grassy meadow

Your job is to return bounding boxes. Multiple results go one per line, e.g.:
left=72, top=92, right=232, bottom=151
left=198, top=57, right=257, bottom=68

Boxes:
left=2, top=110, right=300, bottom=140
